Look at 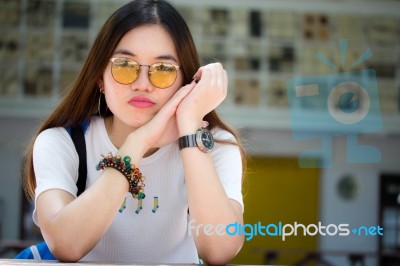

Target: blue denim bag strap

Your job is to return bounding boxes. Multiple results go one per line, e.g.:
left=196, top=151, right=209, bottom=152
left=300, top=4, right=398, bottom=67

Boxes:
left=66, top=119, right=89, bottom=196
left=68, top=121, right=89, bottom=196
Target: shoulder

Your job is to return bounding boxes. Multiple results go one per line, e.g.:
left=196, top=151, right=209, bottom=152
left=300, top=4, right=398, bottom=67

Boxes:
left=209, top=127, right=241, bottom=161
left=34, top=127, right=78, bottom=161
left=38, top=117, right=102, bottom=142
left=211, top=127, right=237, bottom=143
left=36, top=126, right=72, bottom=146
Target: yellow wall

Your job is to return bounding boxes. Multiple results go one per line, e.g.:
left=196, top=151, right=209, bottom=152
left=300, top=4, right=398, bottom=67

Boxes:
left=232, top=156, right=320, bottom=265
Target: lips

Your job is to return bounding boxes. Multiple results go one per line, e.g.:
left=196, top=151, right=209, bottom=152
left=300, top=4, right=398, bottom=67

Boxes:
left=128, top=96, right=155, bottom=108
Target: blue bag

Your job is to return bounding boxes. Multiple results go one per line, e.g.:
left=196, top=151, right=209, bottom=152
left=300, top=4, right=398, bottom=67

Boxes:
left=14, top=242, right=56, bottom=260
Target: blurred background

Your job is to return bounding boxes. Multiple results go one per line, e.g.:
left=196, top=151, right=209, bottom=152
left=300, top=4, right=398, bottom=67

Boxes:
left=0, top=0, right=400, bottom=265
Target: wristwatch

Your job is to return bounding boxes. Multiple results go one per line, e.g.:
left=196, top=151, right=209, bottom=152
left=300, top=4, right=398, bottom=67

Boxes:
left=178, top=128, right=214, bottom=152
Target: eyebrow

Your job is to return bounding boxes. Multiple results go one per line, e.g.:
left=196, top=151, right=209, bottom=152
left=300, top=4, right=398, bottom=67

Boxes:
left=114, top=49, right=179, bottom=63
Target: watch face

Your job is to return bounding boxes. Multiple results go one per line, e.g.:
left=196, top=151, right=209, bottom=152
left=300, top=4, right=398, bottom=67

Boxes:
left=197, top=128, right=214, bottom=151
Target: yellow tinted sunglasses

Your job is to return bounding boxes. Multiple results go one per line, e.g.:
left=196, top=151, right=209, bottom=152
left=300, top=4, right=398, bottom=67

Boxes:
left=110, top=57, right=180, bottom=89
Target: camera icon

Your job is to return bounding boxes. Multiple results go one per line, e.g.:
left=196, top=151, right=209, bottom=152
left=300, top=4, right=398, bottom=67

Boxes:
left=286, top=40, right=382, bottom=168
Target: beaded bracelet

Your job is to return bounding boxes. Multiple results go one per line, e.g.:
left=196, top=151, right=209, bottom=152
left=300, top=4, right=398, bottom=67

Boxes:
left=96, top=152, right=145, bottom=200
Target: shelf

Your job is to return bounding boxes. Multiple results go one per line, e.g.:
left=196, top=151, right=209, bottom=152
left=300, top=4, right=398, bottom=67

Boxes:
left=0, top=0, right=399, bottom=133
left=219, top=106, right=400, bottom=134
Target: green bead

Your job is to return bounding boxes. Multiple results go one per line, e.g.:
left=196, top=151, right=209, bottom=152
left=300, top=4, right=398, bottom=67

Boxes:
left=138, top=192, right=145, bottom=199
left=123, top=156, right=131, bottom=164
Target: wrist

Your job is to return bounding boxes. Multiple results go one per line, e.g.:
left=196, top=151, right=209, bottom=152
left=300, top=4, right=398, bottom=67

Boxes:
left=118, top=131, right=148, bottom=161
left=177, top=115, right=203, bottom=137
left=96, top=153, right=146, bottom=200
left=178, top=127, right=215, bottom=152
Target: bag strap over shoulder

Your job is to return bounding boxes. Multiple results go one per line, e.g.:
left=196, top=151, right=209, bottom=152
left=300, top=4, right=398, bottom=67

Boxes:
left=68, top=121, right=88, bottom=197
left=15, top=121, right=89, bottom=261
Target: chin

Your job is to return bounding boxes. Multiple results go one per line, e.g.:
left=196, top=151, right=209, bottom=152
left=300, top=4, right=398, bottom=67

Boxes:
left=129, top=116, right=153, bottom=128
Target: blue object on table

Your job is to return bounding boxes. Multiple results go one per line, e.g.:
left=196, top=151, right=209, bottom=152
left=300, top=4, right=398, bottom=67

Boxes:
left=15, top=241, right=56, bottom=260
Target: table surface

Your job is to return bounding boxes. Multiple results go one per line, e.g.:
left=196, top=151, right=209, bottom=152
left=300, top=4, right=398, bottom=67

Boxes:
left=0, top=259, right=260, bottom=266
left=0, top=259, right=202, bottom=266
left=1, top=260, right=135, bottom=265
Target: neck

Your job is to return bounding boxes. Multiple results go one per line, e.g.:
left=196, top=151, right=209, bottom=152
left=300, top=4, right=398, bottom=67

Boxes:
left=104, top=116, right=158, bottom=157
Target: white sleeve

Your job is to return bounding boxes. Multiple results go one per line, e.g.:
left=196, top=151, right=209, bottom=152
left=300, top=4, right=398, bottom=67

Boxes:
left=211, top=130, right=244, bottom=212
left=32, top=127, right=79, bottom=224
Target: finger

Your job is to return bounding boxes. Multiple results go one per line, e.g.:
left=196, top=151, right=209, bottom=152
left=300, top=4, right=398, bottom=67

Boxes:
left=193, top=66, right=207, bottom=83
left=192, top=67, right=203, bottom=82
left=197, top=67, right=212, bottom=87
left=215, top=64, right=223, bottom=89
left=209, top=63, right=224, bottom=89
left=214, top=64, right=228, bottom=96
left=222, top=68, right=228, bottom=95
left=223, top=69, right=228, bottom=90
left=154, top=81, right=196, bottom=121
left=165, top=81, right=196, bottom=108
left=201, top=120, right=209, bottom=128
left=192, top=62, right=220, bottom=82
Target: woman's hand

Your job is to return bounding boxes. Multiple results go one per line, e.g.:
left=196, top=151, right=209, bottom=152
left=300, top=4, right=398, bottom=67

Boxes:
left=119, top=81, right=197, bottom=157
left=176, top=63, right=228, bottom=136
left=119, top=62, right=227, bottom=157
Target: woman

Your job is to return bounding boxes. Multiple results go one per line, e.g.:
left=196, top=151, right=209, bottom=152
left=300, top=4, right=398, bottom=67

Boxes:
left=22, top=0, right=246, bottom=264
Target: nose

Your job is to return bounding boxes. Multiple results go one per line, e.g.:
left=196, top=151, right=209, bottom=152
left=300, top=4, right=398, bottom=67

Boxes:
left=130, top=65, right=154, bottom=92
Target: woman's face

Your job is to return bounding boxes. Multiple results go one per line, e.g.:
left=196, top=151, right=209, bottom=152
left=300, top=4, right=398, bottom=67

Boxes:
left=102, top=25, right=183, bottom=129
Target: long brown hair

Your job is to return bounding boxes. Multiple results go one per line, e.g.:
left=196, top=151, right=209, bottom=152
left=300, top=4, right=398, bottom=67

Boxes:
left=22, top=0, right=246, bottom=200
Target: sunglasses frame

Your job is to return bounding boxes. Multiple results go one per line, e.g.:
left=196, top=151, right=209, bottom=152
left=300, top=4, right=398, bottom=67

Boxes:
left=109, top=57, right=180, bottom=89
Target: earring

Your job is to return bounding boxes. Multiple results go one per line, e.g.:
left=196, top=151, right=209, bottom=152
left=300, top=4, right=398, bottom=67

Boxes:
left=98, top=91, right=108, bottom=117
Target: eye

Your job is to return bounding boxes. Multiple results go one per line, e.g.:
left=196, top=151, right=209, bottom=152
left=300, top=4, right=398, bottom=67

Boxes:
left=154, top=63, right=175, bottom=72
left=114, top=58, right=136, bottom=67
left=121, top=60, right=130, bottom=67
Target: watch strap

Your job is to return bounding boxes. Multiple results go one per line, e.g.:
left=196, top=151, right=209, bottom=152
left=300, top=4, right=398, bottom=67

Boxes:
left=178, top=134, right=197, bottom=150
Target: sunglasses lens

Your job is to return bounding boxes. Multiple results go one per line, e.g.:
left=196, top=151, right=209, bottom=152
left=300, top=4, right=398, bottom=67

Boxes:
left=111, top=58, right=139, bottom=85
left=149, top=63, right=177, bottom=89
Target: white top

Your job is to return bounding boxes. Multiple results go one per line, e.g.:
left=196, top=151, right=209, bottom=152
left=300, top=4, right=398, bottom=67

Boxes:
left=32, top=116, right=243, bottom=264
